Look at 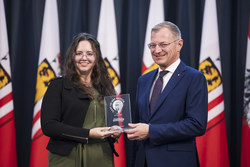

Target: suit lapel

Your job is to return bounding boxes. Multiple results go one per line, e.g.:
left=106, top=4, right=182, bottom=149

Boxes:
left=142, top=69, right=158, bottom=120
left=150, top=62, right=186, bottom=118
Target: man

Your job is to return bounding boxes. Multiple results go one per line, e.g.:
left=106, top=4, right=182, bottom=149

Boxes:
left=125, top=21, right=208, bottom=167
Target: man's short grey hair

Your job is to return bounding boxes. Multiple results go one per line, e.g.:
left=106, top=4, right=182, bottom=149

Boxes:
left=152, top=21, right=182, bottom=39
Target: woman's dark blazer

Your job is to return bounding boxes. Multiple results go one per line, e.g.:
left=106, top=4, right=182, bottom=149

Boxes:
left=41, top=77, right=118, bottom=156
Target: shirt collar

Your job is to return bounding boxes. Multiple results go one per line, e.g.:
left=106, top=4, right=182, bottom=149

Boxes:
left=158, top=58, right=181, bottom=74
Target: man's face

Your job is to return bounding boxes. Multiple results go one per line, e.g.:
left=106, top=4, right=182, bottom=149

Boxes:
left=150, top=27, right=183, bottom=70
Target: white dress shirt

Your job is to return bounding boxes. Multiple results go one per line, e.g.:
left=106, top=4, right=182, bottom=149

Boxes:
left=149, top=58, right=181, bottom=101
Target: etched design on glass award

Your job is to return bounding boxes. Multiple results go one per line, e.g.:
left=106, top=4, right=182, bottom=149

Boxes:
left=104, top=94, right=132, bottom=131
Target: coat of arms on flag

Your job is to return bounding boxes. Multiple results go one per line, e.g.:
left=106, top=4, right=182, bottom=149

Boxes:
left=0, top=63, right=11, bottom=89
left=104, top=58, right=120, bottom=88
left=199, top=57, right=222, bottom=93
left=35, top=58, right=56, bottom=103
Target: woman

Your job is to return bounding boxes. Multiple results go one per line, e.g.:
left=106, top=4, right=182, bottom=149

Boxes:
left=41, top=33, right=121, bottom=167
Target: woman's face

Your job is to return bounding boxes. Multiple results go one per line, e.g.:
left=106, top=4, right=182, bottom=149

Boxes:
left=74, top=40, right=96, bottom=76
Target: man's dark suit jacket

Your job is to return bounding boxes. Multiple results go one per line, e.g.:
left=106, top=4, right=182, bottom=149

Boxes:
left=41, top=77, right=117, bottom=156
left=133, top=61, right=208, bottom=167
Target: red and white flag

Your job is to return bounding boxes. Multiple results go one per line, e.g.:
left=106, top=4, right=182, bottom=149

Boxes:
left=142, top=0, right=164, bottom=74
left=0, top=0, right=17, bottom=166
left=30, top=0, right=61, bottom=166
left=97, top=0, right=125, bottom=166
left=241, top=16, right=250, bottom=167
left=196, top=0, right=230, bottom=166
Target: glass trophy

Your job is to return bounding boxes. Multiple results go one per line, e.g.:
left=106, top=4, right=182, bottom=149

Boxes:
left=104, top=94, right=132, bottom=131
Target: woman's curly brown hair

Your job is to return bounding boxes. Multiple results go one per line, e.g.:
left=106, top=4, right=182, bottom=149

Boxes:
left=63, top=33, right=116, bottom=102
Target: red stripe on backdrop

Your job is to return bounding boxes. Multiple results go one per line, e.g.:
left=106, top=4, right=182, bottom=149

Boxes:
left=196, top=113, right=229, bottom=167
left=0, top=110, right=14, bottom=127
left=206, top=111, right=224, bottom=131
left=241, top=117, right=250, bottom=167
left=32, top=110, right=41, bottom=126
left=114, top=133, right=126, bottom=167
left=30, top=134, right=49, bottom=167
left=141, top=62, right=147, bottom=73
left=248, top=21, right=250, bottom=39
left=208, top=93, right=223, bottom=111
left=0, top=92, right=13, bottom=108
left=0, top=111, right=17, bottom=167
left=32, top=128, right=44, bottom=141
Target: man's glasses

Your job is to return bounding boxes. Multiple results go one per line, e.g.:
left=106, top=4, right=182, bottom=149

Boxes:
left=74, top=51, right=95, bottom=59
left=148, top=39, right=179, bottom=50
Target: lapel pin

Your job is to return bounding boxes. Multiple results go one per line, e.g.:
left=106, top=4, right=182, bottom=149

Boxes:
left=178, top=74, right=180, bottom=76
